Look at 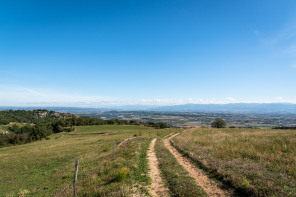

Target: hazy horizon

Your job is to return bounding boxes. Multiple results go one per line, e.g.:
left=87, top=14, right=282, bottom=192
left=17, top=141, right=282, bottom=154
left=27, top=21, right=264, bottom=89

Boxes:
left=1, top=102, right=296, bottom=110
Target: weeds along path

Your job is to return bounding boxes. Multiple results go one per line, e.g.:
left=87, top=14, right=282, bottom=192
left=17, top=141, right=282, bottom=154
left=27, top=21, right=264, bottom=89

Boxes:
left=147, top=138, right=169, bottom=197
left=164, top=133, right=229, bottom=197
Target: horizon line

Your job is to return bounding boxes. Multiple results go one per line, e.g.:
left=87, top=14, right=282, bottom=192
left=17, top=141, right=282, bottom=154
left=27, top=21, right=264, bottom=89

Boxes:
left=0, top=102, right=296, bottom=109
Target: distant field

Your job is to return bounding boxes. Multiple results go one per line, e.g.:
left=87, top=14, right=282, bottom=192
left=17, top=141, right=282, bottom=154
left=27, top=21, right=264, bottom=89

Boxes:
left=74, top=125, right=153, bottom=134
left=0, top=125, right=174, bottom=196
left=172, top=128, right=296, bottom=196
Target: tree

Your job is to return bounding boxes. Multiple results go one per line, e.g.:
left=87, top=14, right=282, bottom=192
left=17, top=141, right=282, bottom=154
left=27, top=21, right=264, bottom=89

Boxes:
left=211, top=118, right=227, bottom=128
left=9, top=124, right=20, bottom=133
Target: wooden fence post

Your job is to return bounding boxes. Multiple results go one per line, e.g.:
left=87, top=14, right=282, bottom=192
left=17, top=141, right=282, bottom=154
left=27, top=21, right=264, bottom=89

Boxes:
left=114, top=141, right=116, bottom=160
left=73, top=159, right=79, bottom=197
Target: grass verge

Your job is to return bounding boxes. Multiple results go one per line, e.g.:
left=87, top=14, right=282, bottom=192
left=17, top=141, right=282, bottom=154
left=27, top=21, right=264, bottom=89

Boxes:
left=77, top=137, right=152, bottom=196
left=132, top=138, right=151, bottom=194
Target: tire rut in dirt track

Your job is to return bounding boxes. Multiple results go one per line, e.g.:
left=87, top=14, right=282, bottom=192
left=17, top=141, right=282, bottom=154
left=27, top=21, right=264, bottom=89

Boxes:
left=118, top=137, right=137, bottom=147
left=147, top=138, right=169, bottom=197
left=164, top=133, right=230, bottom=197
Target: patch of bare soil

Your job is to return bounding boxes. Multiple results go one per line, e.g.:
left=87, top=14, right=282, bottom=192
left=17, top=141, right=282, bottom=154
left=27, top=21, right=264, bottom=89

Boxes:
left=164, top=133, right=230, bottom=197
left=147, top=138, right=169, bottom=197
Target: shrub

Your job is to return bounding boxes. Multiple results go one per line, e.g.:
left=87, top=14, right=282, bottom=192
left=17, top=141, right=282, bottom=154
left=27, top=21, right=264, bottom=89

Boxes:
left=115, top=167, right=129, bottom=182
left=211, top=118, right=227, bottom=128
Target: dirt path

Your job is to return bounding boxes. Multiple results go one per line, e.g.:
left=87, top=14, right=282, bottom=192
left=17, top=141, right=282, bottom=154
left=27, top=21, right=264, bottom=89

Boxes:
left=163, top=132, right=175, bottom=139
left=147, top=138, right=169, bottom=197
left=118, top=137, right=137, bottom=147
left=164, top=133, right=229, bottom=197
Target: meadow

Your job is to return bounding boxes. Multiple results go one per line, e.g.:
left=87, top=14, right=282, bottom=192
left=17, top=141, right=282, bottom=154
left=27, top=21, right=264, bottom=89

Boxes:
left=172, top=128, right=296, bottom=196
left=1, top=124, right=294, bottom=197
left=0, top=125, right=173, bottom=196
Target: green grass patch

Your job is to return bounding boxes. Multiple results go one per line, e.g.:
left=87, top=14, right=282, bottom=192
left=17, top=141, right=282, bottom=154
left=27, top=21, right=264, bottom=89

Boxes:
left=0, top=125, right=172, bottom=196
left=77, top=137, right=152, bottom=196
left=74, top=125, right=151, bottom=134
left=133, top=139, right=151, bottom=185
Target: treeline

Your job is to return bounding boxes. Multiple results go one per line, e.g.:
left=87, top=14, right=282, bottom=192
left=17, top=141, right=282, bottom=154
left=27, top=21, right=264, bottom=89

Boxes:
left=1, top=123, right=54, bottom=146
left=273, top=126, right=296, bottom=130
left=145, top=121, right=169, bottom=129
left=0, top=110, right=169, bottom=147
left=0, top=109, right=74, bottom=124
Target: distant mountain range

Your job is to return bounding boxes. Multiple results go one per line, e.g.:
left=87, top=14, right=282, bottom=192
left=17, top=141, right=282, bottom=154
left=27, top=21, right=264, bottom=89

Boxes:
left=151, top=103, right=296, bottom=113
left=1, top=103, right=296, bottom=113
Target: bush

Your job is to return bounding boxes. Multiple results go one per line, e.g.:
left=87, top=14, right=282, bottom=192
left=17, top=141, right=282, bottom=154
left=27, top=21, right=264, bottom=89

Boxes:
left=211, top=118, right=227, bottom=128
left=115, top=167, right=129, bottom=182
left=0, top=135, right=6, bottom=146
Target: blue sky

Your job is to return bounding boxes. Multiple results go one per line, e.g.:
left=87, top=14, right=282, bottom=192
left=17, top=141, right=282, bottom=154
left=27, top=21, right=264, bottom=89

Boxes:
left=1, top=0, right=296, bottom=107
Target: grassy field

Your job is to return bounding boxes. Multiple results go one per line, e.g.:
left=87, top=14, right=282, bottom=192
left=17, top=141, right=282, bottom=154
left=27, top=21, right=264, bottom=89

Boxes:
left=0, top=125, right=174, bottom=196
left=2, top=125, right=293, bottom=196
left=172, top=128, right=296, bottom=196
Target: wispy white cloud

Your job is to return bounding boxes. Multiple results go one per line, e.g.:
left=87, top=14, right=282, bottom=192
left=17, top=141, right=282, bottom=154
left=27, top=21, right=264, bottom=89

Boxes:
left=269, top=97, right=296, bottom=104
left=0, top=85, right=296, bottom=107
left=0, top=85, right=223, bottom=107
left=258, top=22, right=296, bottom=46
left=227, top=97, right=236, bottom=102
left=274, top=97, right=283, bottom=100
left=0, top=85, right=110, bottom=106
left=255, top=19, right=296, bottom=68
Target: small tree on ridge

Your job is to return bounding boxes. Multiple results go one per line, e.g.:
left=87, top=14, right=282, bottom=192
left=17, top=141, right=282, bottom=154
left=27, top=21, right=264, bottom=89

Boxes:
left=211, top=118, right=227, bottom=128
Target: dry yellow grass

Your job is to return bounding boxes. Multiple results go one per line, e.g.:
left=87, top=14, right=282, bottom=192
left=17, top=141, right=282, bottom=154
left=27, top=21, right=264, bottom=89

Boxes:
left=172, top=128, right=296, bottom=196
